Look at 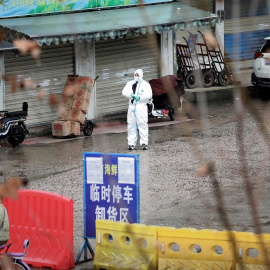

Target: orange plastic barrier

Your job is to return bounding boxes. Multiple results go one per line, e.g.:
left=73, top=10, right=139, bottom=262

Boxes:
left=3, top=189, right=74, bottom=269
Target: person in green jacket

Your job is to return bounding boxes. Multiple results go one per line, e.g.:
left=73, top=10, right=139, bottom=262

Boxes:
left=0, top=176, right=28, bottom=246
left=0, top=200, right=9, bottom=246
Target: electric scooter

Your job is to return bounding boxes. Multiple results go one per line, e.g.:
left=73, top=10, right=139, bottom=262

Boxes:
left=148, top=75, right=185, bottom=121
left=147, top=99, right=175, bottom=121
left=0, top=102, right=29, bottom=147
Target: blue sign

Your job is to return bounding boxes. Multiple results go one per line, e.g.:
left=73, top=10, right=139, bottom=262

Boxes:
left=83, top=152, right=140, bottom=238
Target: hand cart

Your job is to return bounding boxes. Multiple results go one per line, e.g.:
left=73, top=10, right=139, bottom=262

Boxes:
left=176, top=41, right=200, bottom=89
left=198, top=30, right=235, bottom=86
left=81, top=76, right=99, bottom=136
left=188, top=32, right=215, bottom=88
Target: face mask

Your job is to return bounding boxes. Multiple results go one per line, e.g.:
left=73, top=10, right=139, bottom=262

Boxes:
left=134, top=76, right=139, bottom=82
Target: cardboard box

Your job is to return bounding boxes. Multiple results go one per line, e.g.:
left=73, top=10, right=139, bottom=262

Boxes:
left=52, top=120, right=71, bottom=137
left=63, top=97, right=73, bottom=110
left=57, top=108, right=70, bottom=121
left=66, top=75, right=78, bottom=85
left=71, top=121, right=81, bottom=136
left=62, top=85, right=76, bottom=99
left=77, top=76, right=94, bottom=90
left=72, top=98, right=90, bottom=113
left=68, top=109, right=86, bottom=124
left=74, top=88, right=91, bottom=101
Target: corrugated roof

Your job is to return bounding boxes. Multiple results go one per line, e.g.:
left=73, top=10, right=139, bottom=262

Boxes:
left=0, top=2, right=219, bottom=46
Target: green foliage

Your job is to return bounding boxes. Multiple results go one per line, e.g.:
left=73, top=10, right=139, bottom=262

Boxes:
left=0, top=0, right=8, bottom=11
left=85, top=0, right=96, bottom=8
left=29, top=2, right=75, bottom=14
left=96, top=0, right=125, bottom=7
left=29, top=4, right=45, bottom=14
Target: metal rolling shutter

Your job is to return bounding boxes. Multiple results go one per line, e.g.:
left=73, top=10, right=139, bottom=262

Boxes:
left=95, top=34, right=160, bottom=117
left=225, top=0, right=269, bottom=19
left=225, top=0, right=270, bottom=69
left=4, top=43, right=74, bottom=126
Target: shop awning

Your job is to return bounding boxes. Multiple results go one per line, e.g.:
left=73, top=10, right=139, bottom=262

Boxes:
left=0, top=2, right=219, bottom=46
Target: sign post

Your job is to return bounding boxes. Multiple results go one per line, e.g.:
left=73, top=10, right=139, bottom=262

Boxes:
left=75, top=152, right=140, bottom=264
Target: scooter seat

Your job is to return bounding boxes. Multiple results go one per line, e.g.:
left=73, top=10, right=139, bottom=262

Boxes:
left=7, top=252, right=25, bottom=258
left=6, top=111, right=27, bottom=118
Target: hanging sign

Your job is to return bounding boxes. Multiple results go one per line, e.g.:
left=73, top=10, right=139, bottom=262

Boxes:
left=0, top=0, right=172, bottom=17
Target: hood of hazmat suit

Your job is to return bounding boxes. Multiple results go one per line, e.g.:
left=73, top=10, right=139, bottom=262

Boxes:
left=134, top=69, right=143, bottom=82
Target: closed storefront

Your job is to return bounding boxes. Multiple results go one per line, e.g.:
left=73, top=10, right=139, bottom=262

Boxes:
left=1, top=1, right=219, bottom=127
left=95, top=34, right=160, bottom=117
left=224, top=0, right=270, bottom=69
left=4, top=43, right=74, bottom=126
left=175, top=0, right=215, bottom=75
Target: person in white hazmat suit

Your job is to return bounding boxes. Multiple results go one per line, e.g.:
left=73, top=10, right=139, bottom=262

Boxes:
left=122, top=69, right=153, bottom=150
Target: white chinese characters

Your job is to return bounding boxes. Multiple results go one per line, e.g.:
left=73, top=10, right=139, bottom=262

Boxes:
left=90, top=184, right=133, bottom=204
left=95, top=206, right=129, bottom=222
left=91, top=184, right=134, bottom=222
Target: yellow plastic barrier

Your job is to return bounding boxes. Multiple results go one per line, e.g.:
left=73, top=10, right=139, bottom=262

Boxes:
left=235, top=231, right=270, bottom=269
left=158, top=227, right=235, bottom=269
left=94, top=220, right=159, bottom=270
left=94, top=220, right=270, bottom=269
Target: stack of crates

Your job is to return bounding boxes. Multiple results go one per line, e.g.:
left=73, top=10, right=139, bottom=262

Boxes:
left=52, top=75, right=94, bottom=137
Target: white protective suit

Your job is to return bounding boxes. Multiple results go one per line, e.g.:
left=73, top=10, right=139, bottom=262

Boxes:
left=122, top=69, right=153, bottom=146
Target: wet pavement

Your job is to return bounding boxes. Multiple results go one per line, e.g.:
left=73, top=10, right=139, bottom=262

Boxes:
left=1, top=95, right=270, bottom=269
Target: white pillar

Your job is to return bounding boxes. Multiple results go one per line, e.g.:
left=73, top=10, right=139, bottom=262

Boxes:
left=0, top=57, right=4, bottom=110
left=161, top=30, right=174, bottom=77
left=215, top=0, right=225, bottom=55
left=74, top=39, right=96, bottom=120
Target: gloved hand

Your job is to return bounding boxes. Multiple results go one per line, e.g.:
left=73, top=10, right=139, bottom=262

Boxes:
left=131, top=94, right=135, bottom=98
left=134, top=96, right=140, bottom=101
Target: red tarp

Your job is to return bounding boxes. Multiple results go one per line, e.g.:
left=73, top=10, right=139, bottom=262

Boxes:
left=149, top=75, right=185, bottom=109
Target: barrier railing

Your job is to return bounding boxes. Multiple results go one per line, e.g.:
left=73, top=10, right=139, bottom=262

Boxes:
left=158, top=227, right=234, bottom=269
left=94, top=220, right=270, bottom=270
left=235, top=231, right=270, bottom=269
left=3, top=189, right=74, bottom=269
left=94, top=220, right=159, bottom=270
